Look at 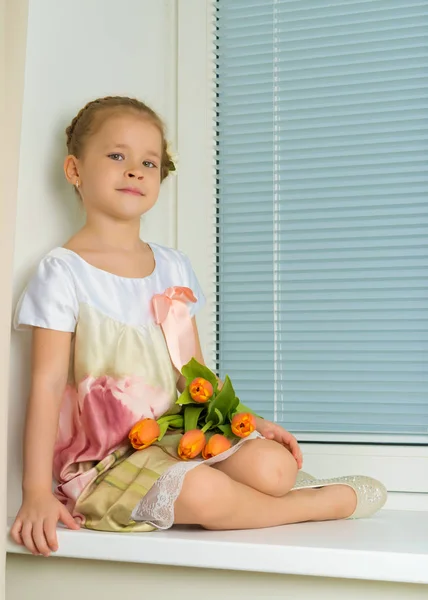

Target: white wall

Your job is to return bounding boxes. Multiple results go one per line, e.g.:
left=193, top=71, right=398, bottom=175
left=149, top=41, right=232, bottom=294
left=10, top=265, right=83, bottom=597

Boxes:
left=8, top=0, right=177, bottom=518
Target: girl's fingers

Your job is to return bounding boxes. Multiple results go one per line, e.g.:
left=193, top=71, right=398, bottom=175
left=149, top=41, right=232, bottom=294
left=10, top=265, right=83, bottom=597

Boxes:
left=297, top=447, right=304, bottom=469
left=284, top=434, right=298, bottom=453
left=283, top=435, right=302, bottom=467
left=59, top=505, right=80, bottom=530
left=44, top=518, right=59, bottom=553
left=20, top=522, right=38, bottom=556
left=261, top=426, right=274, bottom=439
left=32, top=520, right=51, bottom=557
left=10, top=519, right=23, bottom=545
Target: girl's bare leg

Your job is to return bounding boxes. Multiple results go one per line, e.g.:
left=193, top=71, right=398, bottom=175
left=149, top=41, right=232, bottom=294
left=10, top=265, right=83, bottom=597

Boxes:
left=174, top=465, right=357, bottom=529
left=213, top=439, right=298, bottom=497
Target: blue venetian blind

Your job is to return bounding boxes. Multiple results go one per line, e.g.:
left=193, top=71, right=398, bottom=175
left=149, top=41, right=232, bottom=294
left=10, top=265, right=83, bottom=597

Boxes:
left=216, top=0, right=428, bottom=442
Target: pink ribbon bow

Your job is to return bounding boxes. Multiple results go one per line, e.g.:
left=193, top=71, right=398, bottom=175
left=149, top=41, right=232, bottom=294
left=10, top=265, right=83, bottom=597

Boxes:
left=152, top=286, right=197, bottom=371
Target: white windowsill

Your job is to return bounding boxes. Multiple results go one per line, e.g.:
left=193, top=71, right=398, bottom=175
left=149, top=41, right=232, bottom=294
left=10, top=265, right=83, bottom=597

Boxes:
left=6, top=510, right=428, bottom=585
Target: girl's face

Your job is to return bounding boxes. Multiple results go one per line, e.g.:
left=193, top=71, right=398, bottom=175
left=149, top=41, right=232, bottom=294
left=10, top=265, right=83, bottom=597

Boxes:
left=68, top=113, right=163, bottom=221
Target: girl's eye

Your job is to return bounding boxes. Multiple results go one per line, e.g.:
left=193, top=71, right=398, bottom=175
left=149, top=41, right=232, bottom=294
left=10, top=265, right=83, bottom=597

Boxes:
left=108, top=153, right=124, bottom=161
left=143, top=160, right=157, bottom=169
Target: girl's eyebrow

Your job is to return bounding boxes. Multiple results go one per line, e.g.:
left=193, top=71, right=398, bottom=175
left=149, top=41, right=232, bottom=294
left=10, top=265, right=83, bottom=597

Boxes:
left=109, top=143, right=161, bottom=159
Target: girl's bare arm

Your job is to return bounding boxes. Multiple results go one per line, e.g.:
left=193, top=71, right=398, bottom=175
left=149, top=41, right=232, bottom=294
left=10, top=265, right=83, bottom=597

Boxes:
left=10, top=328, right=79, bottom=557
left=22, top=328, right=70, bottom=492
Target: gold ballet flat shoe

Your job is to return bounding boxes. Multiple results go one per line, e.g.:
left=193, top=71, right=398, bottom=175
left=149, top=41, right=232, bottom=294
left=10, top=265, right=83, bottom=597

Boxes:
left=292, top=474, right=388, bottom=519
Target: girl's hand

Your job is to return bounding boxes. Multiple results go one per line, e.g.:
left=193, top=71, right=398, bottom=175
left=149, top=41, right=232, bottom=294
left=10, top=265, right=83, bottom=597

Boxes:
left=10, top=491, right=80, bottom=557
left=255, top=417, right=303, bottom=469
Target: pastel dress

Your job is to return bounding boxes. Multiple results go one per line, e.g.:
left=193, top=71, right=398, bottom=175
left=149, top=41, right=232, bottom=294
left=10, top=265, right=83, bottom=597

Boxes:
left=14, top=243, right=258, bottom=532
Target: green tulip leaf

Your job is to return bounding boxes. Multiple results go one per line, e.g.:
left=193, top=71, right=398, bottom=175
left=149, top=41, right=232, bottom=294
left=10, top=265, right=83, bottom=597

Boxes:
left=184, top=405, right=205, bottom=433
left=207, top=407, right=225, bottom=427
left=157, top=420, right=170, bottom=442
left=157, top=414, right=184, bottom=426
left=207, top=375, right=239, bottom=425
left=176, top=387, right=197, bottom=406
left=218, top=424, right=234, bottom=438
left=156, top=414, right=184, bottom=440
left=167, top=417, right=185, bottom=429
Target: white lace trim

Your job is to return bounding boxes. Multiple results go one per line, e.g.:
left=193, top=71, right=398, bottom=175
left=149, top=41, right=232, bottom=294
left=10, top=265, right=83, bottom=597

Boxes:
left=131, top=430, right=262, bottom=529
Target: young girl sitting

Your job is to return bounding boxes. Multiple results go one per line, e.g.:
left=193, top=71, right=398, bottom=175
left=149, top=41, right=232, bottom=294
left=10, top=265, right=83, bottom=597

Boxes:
left=11, top=96, right=387, bottom=557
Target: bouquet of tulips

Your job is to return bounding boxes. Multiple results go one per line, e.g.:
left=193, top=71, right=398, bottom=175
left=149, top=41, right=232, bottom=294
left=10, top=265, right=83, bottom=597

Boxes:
left=128, top=358, right=257, bottom=461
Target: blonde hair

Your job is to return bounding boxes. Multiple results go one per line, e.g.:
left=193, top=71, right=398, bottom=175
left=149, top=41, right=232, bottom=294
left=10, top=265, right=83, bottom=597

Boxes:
left=65, top=96, right=175, bottom=181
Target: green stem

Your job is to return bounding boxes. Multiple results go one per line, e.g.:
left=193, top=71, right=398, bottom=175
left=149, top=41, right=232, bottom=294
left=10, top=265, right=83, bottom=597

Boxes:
left=201, top=421, right=213, bottom=433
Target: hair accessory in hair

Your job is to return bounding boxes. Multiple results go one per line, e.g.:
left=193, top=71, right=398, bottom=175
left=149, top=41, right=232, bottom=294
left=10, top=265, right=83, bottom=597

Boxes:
left=166, top=142, right=178, bottom=174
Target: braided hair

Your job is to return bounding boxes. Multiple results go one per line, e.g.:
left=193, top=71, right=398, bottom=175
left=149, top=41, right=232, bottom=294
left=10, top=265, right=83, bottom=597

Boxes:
left=65, top=96, right=175, bottom=181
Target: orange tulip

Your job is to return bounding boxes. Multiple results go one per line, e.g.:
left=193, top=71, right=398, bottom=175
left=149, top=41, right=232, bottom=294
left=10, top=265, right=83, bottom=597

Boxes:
left=231, top=412, right=257, bottom=438
left=129, top=418, right=160, bottom=450
left=178, top=429, right=206, bottom=460
left=189, top=377, right=214, bottom=403
left=202, top=434, right=232, bottom=459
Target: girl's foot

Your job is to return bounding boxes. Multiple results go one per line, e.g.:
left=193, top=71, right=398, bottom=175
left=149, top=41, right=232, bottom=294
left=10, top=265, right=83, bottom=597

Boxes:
left=292, top=475, right=388, bottom=519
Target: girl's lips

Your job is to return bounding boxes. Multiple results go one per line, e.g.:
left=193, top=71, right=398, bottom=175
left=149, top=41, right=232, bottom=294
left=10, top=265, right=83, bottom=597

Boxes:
left=118, top=188, right=144, bottom=196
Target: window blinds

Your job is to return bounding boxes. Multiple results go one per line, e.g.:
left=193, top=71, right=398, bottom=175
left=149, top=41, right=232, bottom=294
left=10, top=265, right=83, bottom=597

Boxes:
left=215, top=0, right=428, bottom=442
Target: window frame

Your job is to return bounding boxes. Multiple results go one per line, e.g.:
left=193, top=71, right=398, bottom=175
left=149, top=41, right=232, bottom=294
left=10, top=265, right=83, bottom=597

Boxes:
left=176, top=0, right=428, bottom=507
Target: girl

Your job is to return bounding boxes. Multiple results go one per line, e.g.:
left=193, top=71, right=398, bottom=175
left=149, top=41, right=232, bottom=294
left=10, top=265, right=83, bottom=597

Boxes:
left=11, top=96, right=387, bottom=557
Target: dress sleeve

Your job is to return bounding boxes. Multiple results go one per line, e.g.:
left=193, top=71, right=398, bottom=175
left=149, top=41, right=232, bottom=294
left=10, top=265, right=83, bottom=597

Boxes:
left=178, top=251, right=206, bottom=318
left=14, top=257, right=78, bottom=332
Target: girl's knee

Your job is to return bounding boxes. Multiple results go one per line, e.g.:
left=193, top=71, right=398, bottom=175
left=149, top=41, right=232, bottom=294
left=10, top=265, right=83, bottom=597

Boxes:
left=253, top=441, right=298, bottom=497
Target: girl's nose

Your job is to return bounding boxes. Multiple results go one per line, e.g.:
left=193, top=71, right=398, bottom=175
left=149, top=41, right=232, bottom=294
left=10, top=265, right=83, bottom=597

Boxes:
left=125, top=168, right=144, bottom=180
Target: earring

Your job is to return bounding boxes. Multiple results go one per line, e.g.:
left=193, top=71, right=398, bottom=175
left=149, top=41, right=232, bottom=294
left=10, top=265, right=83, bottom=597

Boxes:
left=75, top=179, right=80, bottom=189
